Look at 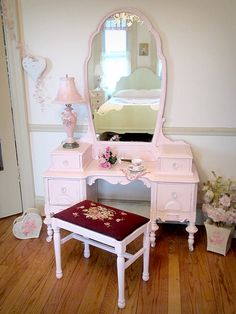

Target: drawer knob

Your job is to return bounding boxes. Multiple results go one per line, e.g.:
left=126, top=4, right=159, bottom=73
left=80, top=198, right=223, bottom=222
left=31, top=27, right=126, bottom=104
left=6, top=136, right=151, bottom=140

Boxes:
left=63, top=160, right=69, bottom=167
left=61, top=187, right=67, bottom=193
left=171, top=192, right=177, bottom=199
left=172, top=162, right=179, bottom=169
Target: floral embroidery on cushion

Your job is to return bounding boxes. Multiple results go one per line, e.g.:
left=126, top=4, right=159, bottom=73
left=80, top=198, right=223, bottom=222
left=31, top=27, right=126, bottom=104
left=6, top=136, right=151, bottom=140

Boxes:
left=104, top=222, right=111, bottom=228
left=116, top=218, right=124, bottom=222
left=82, top=205, right=116, bottom=221
left=70, top=202, right=129, bottom=229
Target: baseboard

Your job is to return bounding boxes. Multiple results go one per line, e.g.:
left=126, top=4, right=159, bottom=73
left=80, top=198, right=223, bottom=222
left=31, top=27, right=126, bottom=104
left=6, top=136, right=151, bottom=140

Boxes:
left=35, top=196, right=45, bottom=216
left=35, top=196, right=236, bottom=239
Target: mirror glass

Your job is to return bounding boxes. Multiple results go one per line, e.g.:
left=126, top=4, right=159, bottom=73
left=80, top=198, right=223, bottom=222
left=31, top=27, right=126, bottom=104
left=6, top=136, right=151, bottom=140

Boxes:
left=87, top=10, right=165, bottom=143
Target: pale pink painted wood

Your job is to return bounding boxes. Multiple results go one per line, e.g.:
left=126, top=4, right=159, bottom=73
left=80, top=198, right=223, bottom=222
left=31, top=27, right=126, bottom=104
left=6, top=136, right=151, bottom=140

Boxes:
left=43, top=8, right=200, bottom=252
left=44, top=149, right=199, bottom=250
left=51, top=217, right=150, bottom=308
left=83, top=8, right=167, bottom=149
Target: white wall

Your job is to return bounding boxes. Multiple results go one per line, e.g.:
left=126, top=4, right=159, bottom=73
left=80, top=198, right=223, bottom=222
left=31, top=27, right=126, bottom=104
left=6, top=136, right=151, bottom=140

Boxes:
left=16, top=0, right=236, bottom=201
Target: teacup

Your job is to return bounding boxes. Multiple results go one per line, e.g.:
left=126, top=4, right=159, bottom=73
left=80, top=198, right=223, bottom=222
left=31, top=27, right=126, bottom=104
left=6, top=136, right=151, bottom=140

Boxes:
left=131, top=158, right=142, bottom=170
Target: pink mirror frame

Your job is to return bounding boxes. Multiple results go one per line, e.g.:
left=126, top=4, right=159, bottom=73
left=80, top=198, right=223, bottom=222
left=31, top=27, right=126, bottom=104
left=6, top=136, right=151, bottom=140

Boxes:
left=83, top=8, right=167, bottom=160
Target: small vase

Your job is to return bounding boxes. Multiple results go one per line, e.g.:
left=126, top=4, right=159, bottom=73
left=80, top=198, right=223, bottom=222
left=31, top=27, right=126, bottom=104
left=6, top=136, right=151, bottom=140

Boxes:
left=204, top=219, right=235, bottom=256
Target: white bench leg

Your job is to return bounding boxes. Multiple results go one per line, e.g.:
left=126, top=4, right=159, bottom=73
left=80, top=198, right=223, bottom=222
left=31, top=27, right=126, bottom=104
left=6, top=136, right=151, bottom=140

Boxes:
left=142, top=227, right=150, bottom=281
left=117, top=253, right=125, bottom=309
left=53, top=226, right=63, bottom=279
left=84, top=240, right=90, bottom=258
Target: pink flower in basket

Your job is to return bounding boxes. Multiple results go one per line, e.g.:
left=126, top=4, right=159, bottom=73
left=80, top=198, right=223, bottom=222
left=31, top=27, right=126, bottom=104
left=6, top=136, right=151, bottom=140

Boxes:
left=219, top=194, right=231, bottom=207
left=202, top=171, right=236, bottom=227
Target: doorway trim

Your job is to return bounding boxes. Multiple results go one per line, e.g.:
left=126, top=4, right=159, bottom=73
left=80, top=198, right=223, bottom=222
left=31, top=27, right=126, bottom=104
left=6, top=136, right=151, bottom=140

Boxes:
left=2, top=0, right=35, bottom=210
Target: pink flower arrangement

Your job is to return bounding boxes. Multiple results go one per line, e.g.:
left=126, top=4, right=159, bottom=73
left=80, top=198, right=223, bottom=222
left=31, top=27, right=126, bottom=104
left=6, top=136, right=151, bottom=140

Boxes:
left=202, top=171, right=236, bottom=226
left=98, top=146, right=117, bottom=169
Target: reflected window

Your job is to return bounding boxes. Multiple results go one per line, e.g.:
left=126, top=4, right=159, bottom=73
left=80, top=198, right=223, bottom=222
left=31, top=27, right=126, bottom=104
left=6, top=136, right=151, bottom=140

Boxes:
left=102, top=19, right=130, bottom=94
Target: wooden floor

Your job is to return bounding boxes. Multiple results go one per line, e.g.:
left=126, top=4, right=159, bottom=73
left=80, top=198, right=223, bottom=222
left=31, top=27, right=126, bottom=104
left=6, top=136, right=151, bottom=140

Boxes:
left=0, top=215, right=236, bottom=314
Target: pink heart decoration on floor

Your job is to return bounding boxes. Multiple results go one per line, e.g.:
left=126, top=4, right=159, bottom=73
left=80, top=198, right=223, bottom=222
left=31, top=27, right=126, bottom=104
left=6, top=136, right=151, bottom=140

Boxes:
left=22, top=55, right=46, bottom=81
left=12, top=208, right=42, bottom=239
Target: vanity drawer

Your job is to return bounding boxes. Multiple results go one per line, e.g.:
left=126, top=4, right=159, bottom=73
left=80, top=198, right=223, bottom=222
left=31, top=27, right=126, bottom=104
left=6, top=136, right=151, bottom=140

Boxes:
left=50, top=143, right=92, bottom=171
left=158, top=144, right=193, bottom=175
left=48, top=180, right=79, bottom=206
left=159, top=157, right=192, bottom=174
left=157, top=183, right=192, bottom=212
left=51, top=154, right=80, bottom=170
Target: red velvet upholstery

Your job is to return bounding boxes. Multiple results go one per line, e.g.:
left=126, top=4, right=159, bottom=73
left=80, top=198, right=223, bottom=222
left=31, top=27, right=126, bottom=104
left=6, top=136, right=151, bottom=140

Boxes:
left=53, top=200, right=149, bottom=241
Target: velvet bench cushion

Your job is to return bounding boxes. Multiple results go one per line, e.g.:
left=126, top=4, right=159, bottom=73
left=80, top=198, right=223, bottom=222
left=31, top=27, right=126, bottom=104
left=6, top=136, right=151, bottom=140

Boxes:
left=53, top=199, right=150, bottom=241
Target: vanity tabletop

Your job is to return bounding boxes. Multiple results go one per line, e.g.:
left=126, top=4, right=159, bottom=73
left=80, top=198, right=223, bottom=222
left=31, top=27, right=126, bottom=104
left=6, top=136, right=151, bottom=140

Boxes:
left=85, top=160, right=199, bottom=183
left=44, top=159, right=199, bottom=183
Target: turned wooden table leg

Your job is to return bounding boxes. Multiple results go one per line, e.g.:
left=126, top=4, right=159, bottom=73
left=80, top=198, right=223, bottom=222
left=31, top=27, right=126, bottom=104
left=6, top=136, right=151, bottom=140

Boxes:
left=150, top=220, right=159, bottom=247
left=186, top=222, right=198, bottom=251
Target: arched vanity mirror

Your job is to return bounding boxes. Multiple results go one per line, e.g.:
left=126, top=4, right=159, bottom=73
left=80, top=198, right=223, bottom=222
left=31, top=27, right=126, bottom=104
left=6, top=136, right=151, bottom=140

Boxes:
left=85, top=8, right=166, bottom=146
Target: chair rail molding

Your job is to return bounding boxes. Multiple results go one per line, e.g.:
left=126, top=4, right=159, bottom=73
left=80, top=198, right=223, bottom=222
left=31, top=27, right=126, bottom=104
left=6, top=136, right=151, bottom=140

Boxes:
left=29, top=124, right=88, bottom=133
left=164, top=127, right=236, bottom=136
left=29, top=124, right=236, bottom=137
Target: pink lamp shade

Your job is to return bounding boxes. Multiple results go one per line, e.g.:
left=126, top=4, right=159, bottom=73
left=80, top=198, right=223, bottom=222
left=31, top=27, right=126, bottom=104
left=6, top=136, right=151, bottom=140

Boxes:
left=54, top=76, right=83, bottom=104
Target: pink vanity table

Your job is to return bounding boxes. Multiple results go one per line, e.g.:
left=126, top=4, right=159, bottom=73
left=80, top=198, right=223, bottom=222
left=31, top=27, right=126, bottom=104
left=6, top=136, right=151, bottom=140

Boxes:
left=44, top=135, right=199, bottom=250
left=43, top=8, right=199, bottom=251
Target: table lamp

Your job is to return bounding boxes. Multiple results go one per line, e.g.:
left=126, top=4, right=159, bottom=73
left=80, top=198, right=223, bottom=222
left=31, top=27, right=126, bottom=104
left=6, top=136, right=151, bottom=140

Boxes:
left=54, top=76, right=84, bottom=149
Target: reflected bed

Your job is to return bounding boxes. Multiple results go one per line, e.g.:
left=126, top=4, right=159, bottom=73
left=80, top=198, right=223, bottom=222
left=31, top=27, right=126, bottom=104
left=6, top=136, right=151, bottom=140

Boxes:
left=94, top=67, right=162, bottom=137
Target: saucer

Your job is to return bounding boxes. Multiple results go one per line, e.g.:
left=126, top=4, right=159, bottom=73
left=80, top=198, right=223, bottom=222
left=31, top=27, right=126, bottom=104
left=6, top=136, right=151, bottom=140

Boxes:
left=128, top=165, right=145, bottom=172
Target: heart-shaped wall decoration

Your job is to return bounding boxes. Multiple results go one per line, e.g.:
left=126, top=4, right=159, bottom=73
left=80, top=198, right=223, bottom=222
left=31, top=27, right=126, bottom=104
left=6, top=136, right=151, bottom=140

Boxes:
left=12, top=208, right=43, bottom=239
left=22, top=55, right=47, bottom=81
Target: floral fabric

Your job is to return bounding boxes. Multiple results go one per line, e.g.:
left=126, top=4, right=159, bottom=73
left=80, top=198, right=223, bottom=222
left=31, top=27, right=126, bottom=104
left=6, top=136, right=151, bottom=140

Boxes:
left=121, top=168, right=149, bottom=181
left=53, top=200, right=149, bottom=241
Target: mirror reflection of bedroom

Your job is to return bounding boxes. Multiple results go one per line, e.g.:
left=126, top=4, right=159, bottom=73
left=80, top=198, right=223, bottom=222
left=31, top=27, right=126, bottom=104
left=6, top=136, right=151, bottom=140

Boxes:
left=88, top=12, right=162, bottom=142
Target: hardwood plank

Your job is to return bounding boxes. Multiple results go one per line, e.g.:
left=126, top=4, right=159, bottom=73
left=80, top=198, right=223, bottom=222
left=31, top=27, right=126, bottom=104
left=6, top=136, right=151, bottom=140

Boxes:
left=166, top=226, right=181, bottom=314
left=22, top=234, right=85, bottom=313
left=168, top=255, right=181, bottom=314
left=0, top=216, right=15, bottom=237
left=207, top=251, right=236, bottom=313
left=136, top=225, right=169, bottom=314
left=179, top=226, right=217, bottom=314
left=0, top=234, right=50, bottom=310
left=0, top=215, right=21, bottom=263
left=0, top=217, right=236, bottom=314
left=77, top=248, right=116, bottom=314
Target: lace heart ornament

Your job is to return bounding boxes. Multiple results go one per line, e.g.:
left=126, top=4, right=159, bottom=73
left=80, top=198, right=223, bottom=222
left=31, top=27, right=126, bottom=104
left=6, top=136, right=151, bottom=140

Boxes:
left=22, top=55, right=46, bottom=81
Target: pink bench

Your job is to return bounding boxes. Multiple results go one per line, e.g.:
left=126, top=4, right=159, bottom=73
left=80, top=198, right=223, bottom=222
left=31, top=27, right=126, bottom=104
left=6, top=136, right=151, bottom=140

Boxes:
left=52, top=200, right=151, bottom=308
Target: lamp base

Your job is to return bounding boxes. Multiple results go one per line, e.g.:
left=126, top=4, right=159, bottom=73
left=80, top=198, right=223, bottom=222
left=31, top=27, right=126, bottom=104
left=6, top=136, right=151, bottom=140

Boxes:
left=63, top=141, right=79, bottom=149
